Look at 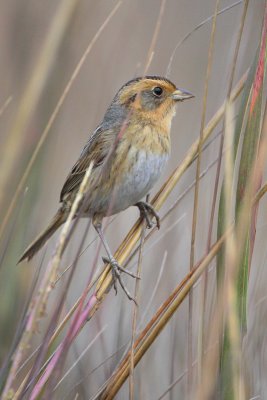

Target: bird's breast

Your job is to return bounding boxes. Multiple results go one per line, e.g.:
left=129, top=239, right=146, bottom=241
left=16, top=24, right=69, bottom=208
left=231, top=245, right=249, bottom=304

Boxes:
left=109, top=146, right=169, bottom=213
left=86, top=125, right=170, bottom=217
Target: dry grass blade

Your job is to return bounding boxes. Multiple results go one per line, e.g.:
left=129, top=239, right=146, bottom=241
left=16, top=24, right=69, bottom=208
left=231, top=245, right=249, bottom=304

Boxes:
left=197, top=0, right=250, bottom=395
left=190, top=0, right=219, bottom=272
left=0, top=96, right=12, bottom=118
left=98, top=158, right=267, bottom=400
left=129, top=223, right=145, bottom=400
left=188, top=0, right=219, bottom=390
left=99, top=229, right=230, bottom=400
left=2, top=162, right=93, bottom=399
left=128, top=0, right=168, bottom=394
left=143, top=0, right=166, bottom=74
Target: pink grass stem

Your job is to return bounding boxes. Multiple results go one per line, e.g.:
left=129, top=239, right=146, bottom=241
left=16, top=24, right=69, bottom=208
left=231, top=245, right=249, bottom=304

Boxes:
left=29, top=293, right=98, bottom=399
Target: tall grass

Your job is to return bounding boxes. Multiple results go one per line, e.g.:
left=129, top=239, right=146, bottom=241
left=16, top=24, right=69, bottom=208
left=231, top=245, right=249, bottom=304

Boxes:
left=0, top=1, right=266, bottom=399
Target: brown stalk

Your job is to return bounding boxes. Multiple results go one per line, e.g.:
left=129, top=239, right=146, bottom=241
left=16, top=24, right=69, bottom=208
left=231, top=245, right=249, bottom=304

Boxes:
left=101, top=166, right=267, bottom=400
left=3, top=163, right=94, bottom=399
left=199, top=0, right=249, bottom=388
left=188, top=0, right=219, bottom=390
left=129, top=223, right=145, bottom=400
left=99, top=229, right=230, bottom=400
left=99, top=152, right=267, bottom=400
left=128, top=0, right=168, bottom=394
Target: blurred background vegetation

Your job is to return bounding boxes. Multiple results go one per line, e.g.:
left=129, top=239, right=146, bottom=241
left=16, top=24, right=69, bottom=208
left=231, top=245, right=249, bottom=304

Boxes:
left=0, top=0, right=266, bottom=399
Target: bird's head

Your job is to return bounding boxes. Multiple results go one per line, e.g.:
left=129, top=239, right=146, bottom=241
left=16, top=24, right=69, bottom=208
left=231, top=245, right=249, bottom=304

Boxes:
left=116, top=76, right=194, bottom=123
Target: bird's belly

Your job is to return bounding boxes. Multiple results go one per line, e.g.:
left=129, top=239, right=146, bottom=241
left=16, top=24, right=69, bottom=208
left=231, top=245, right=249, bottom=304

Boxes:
left=109, top=149, right=169, bottom=214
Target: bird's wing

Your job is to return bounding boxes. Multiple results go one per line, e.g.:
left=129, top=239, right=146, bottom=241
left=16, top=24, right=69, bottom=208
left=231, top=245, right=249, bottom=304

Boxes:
left=60, top=125, right=115, bottom=202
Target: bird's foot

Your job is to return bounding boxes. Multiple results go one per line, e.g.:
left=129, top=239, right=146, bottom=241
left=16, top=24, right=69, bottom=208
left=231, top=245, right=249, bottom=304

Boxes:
left=102, top=256, right=139, bottom=303
left=135, top=201, right=160, bottom=229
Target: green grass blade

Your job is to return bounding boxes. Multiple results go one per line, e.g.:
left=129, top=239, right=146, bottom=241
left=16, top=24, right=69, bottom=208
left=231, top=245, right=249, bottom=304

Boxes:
left=235, top=11, right=267, bottom=333
left=217, top=51, right=258, bottom=284
left=217, top=9, right=267, bottom=399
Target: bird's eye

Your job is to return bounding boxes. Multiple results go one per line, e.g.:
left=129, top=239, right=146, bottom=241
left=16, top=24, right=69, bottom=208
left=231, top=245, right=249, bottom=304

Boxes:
left=152, top=86, right=163, bottom=97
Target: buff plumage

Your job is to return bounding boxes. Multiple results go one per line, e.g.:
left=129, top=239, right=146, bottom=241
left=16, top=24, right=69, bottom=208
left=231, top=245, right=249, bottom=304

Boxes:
left=19, top=76, right=194, bottom=299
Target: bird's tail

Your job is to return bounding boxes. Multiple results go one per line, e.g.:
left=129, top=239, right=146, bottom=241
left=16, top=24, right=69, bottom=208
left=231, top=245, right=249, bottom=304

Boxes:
left=18, top=208, right=67, bottom=263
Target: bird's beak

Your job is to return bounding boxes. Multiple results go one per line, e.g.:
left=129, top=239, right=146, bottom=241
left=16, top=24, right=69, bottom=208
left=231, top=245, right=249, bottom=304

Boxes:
left=172, top=88, right=194, bottom=101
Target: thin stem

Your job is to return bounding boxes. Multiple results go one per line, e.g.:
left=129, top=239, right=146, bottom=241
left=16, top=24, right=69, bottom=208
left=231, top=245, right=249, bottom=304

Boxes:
left=188, top=1, right=220, bottom=395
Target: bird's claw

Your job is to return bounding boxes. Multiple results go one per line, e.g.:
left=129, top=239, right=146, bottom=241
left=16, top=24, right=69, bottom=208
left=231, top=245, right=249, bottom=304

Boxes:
left=102, top=256, right=138, bottom=303
left=135, top=201, right=160, bottom=229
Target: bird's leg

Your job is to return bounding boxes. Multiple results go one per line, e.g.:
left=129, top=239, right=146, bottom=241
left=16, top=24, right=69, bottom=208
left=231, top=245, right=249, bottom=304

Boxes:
left=101, top=257, right=139, bottom=279
left=93, top=220, right=137, bottom=302
left=135, top=201, right=160, bottom=229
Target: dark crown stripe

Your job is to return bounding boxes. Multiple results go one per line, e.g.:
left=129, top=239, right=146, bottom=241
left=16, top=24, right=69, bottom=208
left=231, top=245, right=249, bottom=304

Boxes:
left=123, top=76, right=176, bottom=89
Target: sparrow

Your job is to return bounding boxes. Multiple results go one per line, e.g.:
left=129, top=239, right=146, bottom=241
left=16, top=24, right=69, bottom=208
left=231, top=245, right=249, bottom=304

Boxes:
left=19, top=76, right=194, bottom=299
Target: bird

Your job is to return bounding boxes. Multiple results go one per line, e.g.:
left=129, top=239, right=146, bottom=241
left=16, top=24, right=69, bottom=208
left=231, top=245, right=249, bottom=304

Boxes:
left=19, top=76, right=194, bottom=299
